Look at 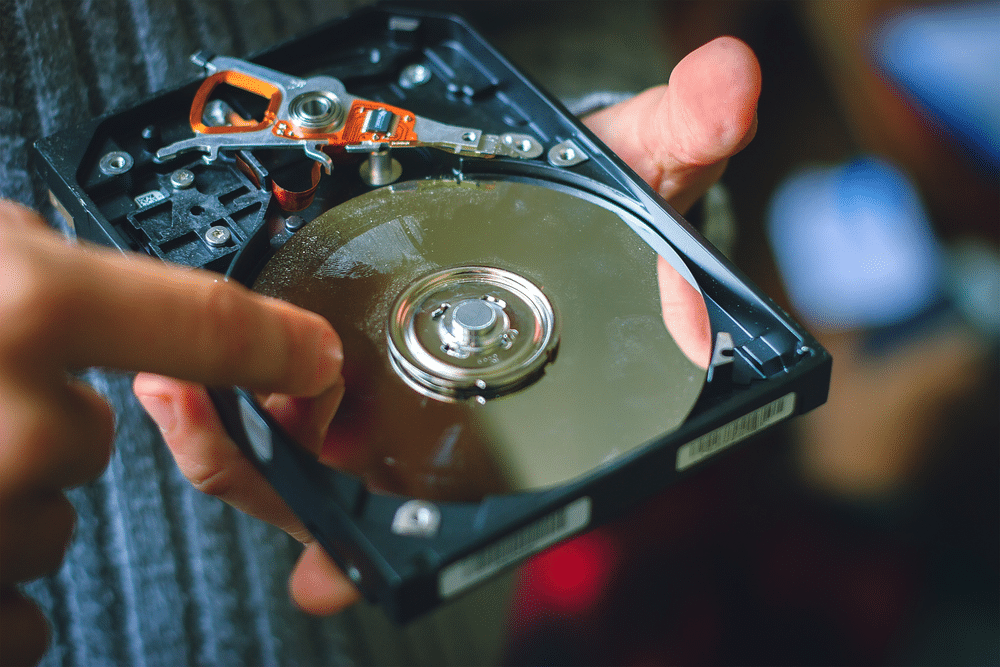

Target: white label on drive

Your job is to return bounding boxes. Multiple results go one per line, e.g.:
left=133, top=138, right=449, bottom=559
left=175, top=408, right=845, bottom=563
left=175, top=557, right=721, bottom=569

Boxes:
left=676, top=393, right=796, bottom=471
left=439, top=496, right=591, bottom=599
left=134, top=189, right=167, bottom=208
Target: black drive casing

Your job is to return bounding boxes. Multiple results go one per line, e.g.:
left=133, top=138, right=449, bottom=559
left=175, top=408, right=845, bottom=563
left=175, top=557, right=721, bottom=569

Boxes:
left=34, top=5, right=830, bottom=622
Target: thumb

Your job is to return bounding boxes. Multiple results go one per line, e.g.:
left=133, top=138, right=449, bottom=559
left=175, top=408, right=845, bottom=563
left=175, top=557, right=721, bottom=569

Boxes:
left=585, top=36, right=761, bottom=214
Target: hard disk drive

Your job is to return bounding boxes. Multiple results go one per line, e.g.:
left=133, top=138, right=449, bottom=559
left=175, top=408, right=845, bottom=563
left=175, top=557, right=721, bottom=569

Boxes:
left=35, top=5, right=831, bottom=622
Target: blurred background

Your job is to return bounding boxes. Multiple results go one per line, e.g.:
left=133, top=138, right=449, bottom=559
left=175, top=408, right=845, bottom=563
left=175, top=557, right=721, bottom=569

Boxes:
left=431, top=1, right=998, bottom=665
left=10, top=0, right=993, bottom=664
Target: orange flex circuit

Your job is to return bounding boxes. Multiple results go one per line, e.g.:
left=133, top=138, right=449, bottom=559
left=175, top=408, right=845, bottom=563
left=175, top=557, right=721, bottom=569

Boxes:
left=190, top=71, right=281, bottom=134
left=273, top=100, right=420, bottom=148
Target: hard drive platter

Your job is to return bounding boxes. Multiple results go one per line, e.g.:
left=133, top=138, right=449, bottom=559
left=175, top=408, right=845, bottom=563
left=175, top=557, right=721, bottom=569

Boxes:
left=34, top=5, right=831, bottom=622
left=252, top=178, right=710, bottom=501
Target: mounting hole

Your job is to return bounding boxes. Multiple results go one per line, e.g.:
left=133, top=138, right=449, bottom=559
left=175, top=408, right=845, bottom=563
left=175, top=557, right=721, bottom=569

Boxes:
left=99, top=151, right=134, bottom=176
left=190, top=205, right=205, bottom=215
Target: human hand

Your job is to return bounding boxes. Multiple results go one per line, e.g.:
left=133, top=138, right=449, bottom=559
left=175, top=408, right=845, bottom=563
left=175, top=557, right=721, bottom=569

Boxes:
left=584, top=36, right=759, bottom=215
left=0, top=200, right=343, bottom=665
left=133, top=35, right=760, bottom=617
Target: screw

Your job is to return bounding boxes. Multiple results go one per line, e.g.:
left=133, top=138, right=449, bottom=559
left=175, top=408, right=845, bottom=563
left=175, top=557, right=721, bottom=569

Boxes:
left=203, top=99, right=232, bottom=127
left=204, top=226, right=231, bottom=247
left=169, top=169, right=195, bottom=189
left=391, top=500, right=441, bottom=538
left=284, top=215, right=306, bottom=232
left=399, top=63, right=432, bottom=89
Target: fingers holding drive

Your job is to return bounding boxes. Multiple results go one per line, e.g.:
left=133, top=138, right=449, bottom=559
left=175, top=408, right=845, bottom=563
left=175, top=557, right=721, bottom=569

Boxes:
left=133, top=373, right=344, bottom=544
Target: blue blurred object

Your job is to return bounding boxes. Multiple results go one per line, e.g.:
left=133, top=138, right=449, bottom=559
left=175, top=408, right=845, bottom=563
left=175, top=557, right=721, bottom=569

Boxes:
left=767, top=157, right=946, bottom=331
left=874, top=2, right=1000, bottom=171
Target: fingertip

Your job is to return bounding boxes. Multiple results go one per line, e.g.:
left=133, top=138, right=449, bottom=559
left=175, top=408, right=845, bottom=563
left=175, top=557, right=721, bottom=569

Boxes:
left=289, top=542, right=361, bottom=615
left=259, top=296, right=343, bottom=397
left=133, top=374, right=213, bottom=440
left=132, top=372, right=202, bottom=398
left=666, top=35, right=762, bottom=165
left=674, top=36, right=761, bottom=105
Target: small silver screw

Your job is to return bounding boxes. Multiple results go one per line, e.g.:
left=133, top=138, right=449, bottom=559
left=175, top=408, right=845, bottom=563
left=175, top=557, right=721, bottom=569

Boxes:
left=399, top=63, right=432, bottom=89
left=284, top=215, right=306, bottom=232
left=169, top=169, right=195, bottom=189
left=204, top=226, right=231, bottom=247
left=391, top=500, right=441, bottom=538
left=500, top=331, right=517, bottom=348
left=203, top=99, right=232, bottom=127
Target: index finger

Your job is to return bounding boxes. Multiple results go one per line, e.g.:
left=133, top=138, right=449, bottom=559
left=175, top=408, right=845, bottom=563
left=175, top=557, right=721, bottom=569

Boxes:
left=9, top=226, right=342, bottom=397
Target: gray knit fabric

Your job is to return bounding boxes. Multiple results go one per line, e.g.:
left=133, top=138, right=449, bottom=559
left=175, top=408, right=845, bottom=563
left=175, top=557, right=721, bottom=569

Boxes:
left=3, top=1, right=357, bottom=665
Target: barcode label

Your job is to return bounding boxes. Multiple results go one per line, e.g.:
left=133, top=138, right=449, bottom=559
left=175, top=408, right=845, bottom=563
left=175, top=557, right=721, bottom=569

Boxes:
left=439, top=497, right=591, bottom=599
left=133, top=189, right=166, bottom=208
left=676, top=393, right=796, bottom=471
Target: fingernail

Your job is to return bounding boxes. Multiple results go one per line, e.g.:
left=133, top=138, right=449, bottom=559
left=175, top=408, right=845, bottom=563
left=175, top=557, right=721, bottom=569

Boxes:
left=136, top=393, right=176, bottom=436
